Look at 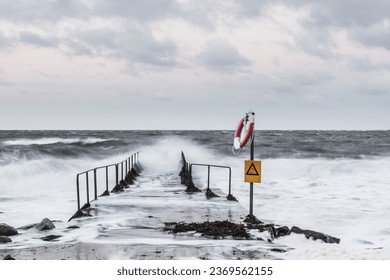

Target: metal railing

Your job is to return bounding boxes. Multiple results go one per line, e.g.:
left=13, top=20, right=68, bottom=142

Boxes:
left=180, top=151, right=237, bottom=201
left=76, top=152, right=140, bottom=211
left=190, top=163, right=232, bottom=196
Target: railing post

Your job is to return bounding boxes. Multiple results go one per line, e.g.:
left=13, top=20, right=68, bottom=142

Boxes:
left=86, top=171, right=90, bottom=204
left=207, top=165, right=210, bottom=190
left=121, top=162, right=124, bottom=180
left=76, top=174, right=80, bottom=210
left=93, top=168, right=97, bottom=200
left=115, top=164, right=119, bottom=186
left=131, top=155, right=133, bottom=169
left=105, top=166, right=109, bottom=192
left=228, top=167, right=232, bottom=196
left=125, top=160, right=128, bottom=175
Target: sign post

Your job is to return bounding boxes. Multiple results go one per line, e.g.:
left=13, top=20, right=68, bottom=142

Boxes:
left=250, top=137, right=254, bottom=216
left=232, top=110, right=261, bottom=217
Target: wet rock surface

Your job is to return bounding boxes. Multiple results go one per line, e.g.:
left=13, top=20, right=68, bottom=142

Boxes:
left=41, top=235, right=62, bottom=242
left=35, top=218, right=56, bottom=231
left=68, top=209, right=92, bottom=222
left=3, top=255, right=15, bottom=260
left=0, top=223, right=18, bottom=236
left=205, top=188, right=219, bottom=198
left=164, top=220, right=250, bottom=239
left=289, top=226, right=340, bottom=244
left=0, top=236, right=12, bottom=243
left=164, top=216, right=340, bottom=244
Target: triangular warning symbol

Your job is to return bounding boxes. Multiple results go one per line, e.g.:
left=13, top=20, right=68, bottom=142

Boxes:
left=246, top=162, right=259, bottom=176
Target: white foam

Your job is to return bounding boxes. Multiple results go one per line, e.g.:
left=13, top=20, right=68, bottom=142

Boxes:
left=2, top=137, right=116, bottom=146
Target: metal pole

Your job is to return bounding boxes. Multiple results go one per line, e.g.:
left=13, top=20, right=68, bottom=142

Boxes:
left=93, top=169, right=97, bottom=200
left=76, top=174, right=80, bottom=210
left=121, top=162, right=123, bottom=180
left=115, top=164, right=119, bottom=186
left=228, top=167, right=232, bottom=196
left=249, top=135, right=254, bottom=216
left=105, top=166, right=109, bottom=192
left=86, top=172, right=90, bottom=204
left=207, top=165, right=211, bottom=190
left=125, top=160, right=128, bottom=175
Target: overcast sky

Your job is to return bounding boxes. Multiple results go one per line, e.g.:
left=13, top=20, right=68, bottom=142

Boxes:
left=1, top=0, right=389, bottom=130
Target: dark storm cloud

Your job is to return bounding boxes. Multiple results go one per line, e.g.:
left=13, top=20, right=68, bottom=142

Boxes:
left=198, top=40, right=251, bottom=72
left=0, top=0, right=87, bottom=22
left=67, top=24, right=178, bottom=67
left=19, top=31, right=58, bottom=48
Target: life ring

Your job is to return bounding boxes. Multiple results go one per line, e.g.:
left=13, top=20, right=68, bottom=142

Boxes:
left=233, top=112, right=255, bottom=153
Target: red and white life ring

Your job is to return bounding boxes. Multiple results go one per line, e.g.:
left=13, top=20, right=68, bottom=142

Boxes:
left=233, top=112, right=255, bottom=153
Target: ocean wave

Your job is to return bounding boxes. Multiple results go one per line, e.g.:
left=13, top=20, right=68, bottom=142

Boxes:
left=2, top=137, right=117, bottom=146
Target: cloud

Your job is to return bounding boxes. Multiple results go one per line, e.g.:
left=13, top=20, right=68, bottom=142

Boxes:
left=93, top=0, right=181, bottom=21
left=0, top=31, right=11, bottom=49
left=0, top=0, right=87, bottom=22
left=347, top=55, right=390, bottom=71
left=19, top=31, right=59, bottom=48
left=197, top=39, right=251, bottom=72
left=350, top=25, right=390, bottom=50
left=66, top=24, right=178, bottom=67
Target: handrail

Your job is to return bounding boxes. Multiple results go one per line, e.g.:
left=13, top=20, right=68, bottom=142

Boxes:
left=190, top=163, right=232, bottom=196
left=75, top=151, right=140, bottom=211
left=179, top=151, right=237, bottom=201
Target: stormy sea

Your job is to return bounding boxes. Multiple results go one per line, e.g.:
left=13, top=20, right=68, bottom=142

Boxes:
left=1, top=130, right=390, bottom=259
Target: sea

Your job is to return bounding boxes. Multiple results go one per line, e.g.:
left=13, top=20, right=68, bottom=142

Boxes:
left=1, top=130, right=390, bottom=259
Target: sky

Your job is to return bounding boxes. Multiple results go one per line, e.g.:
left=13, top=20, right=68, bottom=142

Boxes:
left=0, top=0, right=389, bottom=130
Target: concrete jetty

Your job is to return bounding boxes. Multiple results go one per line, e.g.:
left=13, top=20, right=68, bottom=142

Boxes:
left=1, top=166, right=284, bottom=260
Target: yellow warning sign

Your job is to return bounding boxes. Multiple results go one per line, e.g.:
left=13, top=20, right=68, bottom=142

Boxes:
left=244, top=160, right=261, bottom=183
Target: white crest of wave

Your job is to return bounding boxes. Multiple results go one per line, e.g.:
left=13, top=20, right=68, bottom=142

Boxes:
left=2, top=137, right=116, bottom=146
left=140, top=136, right=217, bottom=172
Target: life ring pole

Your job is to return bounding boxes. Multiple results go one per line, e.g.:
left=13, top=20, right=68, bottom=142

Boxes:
left=249, top=121, right=255, bottom=217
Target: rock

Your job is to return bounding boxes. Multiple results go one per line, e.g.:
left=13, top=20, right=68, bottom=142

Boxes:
left=164, top=220, right=250, bottom=239
left=275, top=226, right=290, bottom=237
left=68, top=209, right=91, bottom=222
left=80, top=202, right=91, bottom=210
left=0, top=223, right=18, bottom=236
left=289, top=226, right=340, bottom=244
left=17, top=223, right=38, bottom=231
left=243, top=214, right=263, bottom=225
left=0, top=236, right=12, bottom=243
left=99, top=190, right=110, bottom=197
left=67, top=225, right=80, bottom=229
left=3, top=255, right=15, bottom=260
left=205, top=188, right=219, bottom=198
left=270, top=248, right=287, bottom=253
left=35, top=218, right=55, bottom=231
left=41, top=235, right=62, bottom=241
left=226, top=194, right=238, bottom=201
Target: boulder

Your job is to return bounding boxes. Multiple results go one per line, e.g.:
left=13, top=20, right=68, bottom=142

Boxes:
left=41, top=235, right=61, bottom=241
left=35, top=218, right=55, bottom=231
left=289, top=226, right=340, bottom=244
left=0, top=223, right=18, bottom=236
left=0, top=236, right=12, bottom=243
left=275, top=226, right=290, bottom=237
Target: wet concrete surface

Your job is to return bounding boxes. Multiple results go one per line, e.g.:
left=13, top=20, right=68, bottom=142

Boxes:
left=0, top=170, right=286, bottom=260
